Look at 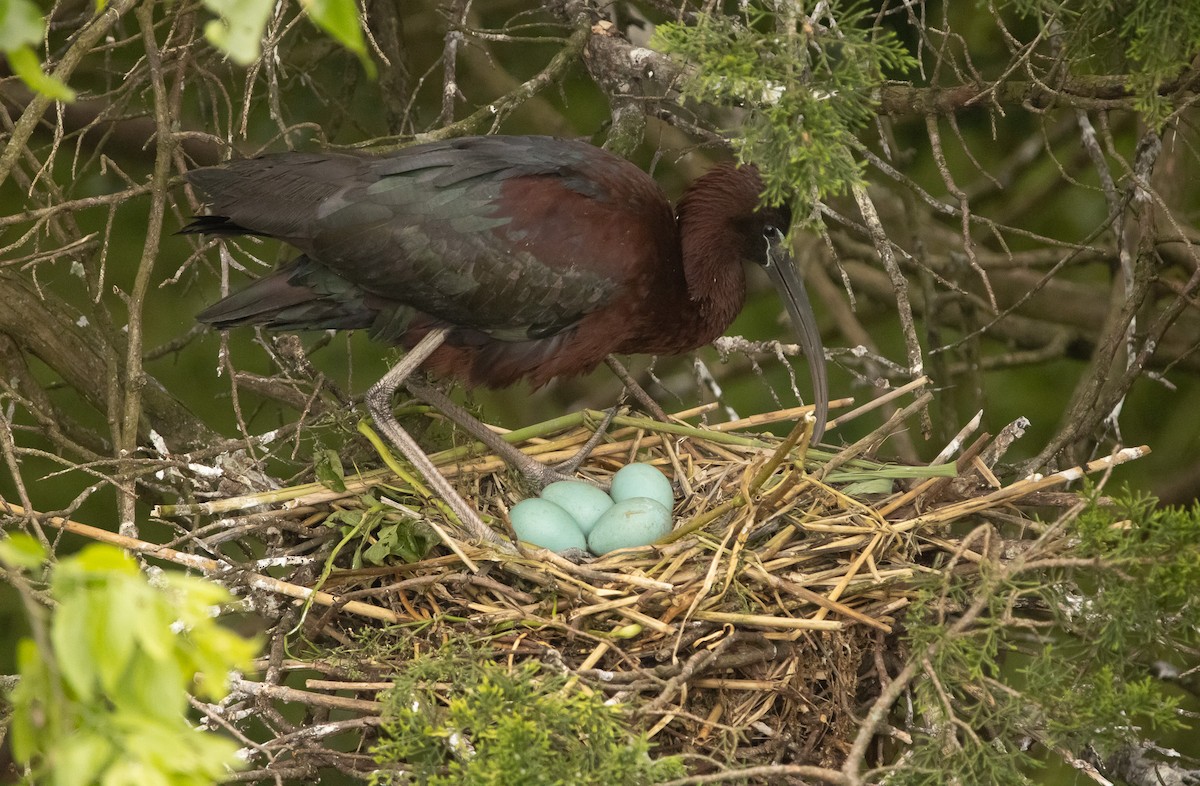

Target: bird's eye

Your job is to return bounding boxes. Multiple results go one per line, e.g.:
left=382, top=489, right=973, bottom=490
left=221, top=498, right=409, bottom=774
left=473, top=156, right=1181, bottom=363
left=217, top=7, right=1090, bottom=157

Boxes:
left=762, top=224, right=782, bottom=242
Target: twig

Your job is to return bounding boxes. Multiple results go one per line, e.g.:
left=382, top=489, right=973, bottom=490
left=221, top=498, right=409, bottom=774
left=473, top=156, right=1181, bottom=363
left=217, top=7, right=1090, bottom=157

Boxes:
left=0, top=0, right=140, bottom=188
left=11, top=501, right=411, bottom=624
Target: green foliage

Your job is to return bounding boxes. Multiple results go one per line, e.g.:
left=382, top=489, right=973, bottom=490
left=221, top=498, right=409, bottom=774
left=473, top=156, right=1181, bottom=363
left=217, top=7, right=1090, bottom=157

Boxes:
left=201, top=0, right=374, bottom=74
left=200, top=0, right=275, bottom=65
left=327, top=494, right=438, bottom=568
left=1071, top=490, right=1200, bottom=651
left=302, top=0, right=376, bottom=77
left=0, top=532, right=43, bottom=569
left=0, top=0, right=41, bottom=45
left=369, top=643, right=683, bottom=785
left=1119, top=2, right=1200, bottom=122
left=654, top=1, right=914, bottom=216
left=1025, top=657, right=1181, bottom=750
left=316, top=448, right=349, bottom=492
left=0, top=537, right=260, bottom=786
left=1000, top=0, right=1200, bottom=126
left=0, top=0, right=74, bottom=100
left=897, top=581, right=1043, bottom=786
left=893, top=493, right=1197, bottom=784
left=359, top=517, right=436, bottom=565
left=0, top=0, right=373, bottom=96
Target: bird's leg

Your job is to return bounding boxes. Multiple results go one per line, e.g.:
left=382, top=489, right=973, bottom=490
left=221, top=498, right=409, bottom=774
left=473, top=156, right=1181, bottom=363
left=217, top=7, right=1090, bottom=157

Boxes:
left=604, top=355, right=705, bottom=461
left=552, top=406, right=619, bottom=475
left=404, top=379, right=583, bottom=489
left=604, top=356, right=673, bottom=423
left=364, top=328, right=503, bottom=546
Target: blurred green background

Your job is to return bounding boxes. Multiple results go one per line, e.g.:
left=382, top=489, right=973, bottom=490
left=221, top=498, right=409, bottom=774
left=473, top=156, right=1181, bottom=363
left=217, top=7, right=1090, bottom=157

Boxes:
left=2, top=0, right=1198, bottom=781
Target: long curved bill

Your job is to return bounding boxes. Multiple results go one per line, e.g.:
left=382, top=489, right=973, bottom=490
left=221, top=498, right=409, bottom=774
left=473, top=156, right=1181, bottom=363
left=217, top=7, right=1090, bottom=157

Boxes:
left=764, top=243, right=828, bottom=444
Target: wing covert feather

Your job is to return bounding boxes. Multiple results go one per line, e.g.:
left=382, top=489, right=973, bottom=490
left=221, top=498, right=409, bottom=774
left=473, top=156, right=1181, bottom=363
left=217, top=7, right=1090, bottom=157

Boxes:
left=187, top=137, right=672, bottom=341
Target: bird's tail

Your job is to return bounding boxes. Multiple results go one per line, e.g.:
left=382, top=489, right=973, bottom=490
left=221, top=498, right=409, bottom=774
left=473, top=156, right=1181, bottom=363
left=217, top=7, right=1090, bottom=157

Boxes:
left=178, top=215, right=260, bottom=237
left=196, top=258, right=375, bottom=332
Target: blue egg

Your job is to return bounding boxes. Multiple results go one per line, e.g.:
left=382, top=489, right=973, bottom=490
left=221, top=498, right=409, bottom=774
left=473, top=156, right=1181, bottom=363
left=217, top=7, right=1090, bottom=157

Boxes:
left=509, top=498, right=587, bottom=553
left=539, top=481, right=614, bottom=535
left=587, top=497, right=673, bottom=555
left=609, top=463, right=674, bottom=512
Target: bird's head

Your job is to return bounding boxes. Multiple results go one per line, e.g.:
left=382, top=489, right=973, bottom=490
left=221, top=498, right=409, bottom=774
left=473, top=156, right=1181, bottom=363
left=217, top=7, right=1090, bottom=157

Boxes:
left=678, top=163, right=828, bottom=443
left=733, top=201, right=793, bottom=267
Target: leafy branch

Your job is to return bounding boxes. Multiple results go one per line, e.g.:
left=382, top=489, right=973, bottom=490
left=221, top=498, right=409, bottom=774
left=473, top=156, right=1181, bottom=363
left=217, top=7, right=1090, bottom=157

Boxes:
left=0, top=536, right=259, bottom=786
left=654, top=1, right=915, bottom=214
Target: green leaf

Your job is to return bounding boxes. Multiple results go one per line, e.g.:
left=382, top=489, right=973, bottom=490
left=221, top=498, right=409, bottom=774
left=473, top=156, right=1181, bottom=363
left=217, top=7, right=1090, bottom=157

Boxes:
left=127, top=654, right=187, bottom=721
left=326, top=508, right=364, bottom=533
left=129, top=580, right=174, bottom=662
left=0, top=532, right=46, bottom=569
left=116, top=710, right=242, bottom=784
left=95, top=581, right=138, bottom=694
left=184, top=626, right=259, bottom=702
left=52, top=732, right=113, bottom=786
left=9, top=638, right=47, bottom=764
left=841, top=478, right=894, bottom=496
left=201, top=0, right=274, bottom=65
left=73, top=543, right=139, bottom=574
left=300, top=0, right=376, bottom=77
left=362, top=523, right=395, bottom=565
left=9, top=543, right=258, bottom=785
left=361, top=517, right=436, bottom=565
left=100, top=758, right=173, bottom=786
left=51, top=594, right=98, bottom=701
left=399, top=524, right=436, bottom=563
left=6, top=45, right=75, bottom=101
left=315, top=448, right=347, bottom=492
left=0, top=0, right=43, bottom=49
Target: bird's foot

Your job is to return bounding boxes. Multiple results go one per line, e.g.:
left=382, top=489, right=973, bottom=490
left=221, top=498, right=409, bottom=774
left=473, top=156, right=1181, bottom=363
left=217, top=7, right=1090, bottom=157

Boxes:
left=545, top=406, right=620, bottom=486
left=519, top=460, right=582, bottom=491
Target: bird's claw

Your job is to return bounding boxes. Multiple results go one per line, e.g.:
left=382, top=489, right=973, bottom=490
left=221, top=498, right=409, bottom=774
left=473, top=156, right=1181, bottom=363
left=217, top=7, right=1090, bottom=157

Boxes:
left=530, top=463, right=588, bottom=490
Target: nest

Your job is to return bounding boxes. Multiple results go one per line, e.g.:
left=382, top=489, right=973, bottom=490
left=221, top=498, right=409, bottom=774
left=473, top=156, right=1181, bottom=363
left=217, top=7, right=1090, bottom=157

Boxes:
left=42, top=378, right=1148, bottom=781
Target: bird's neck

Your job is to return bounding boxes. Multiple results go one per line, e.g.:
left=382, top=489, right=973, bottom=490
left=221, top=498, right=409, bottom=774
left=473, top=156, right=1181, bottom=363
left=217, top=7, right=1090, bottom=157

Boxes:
left=674, top=166, right=756, bottom=345
left=677, top=221, right=746, bottom=344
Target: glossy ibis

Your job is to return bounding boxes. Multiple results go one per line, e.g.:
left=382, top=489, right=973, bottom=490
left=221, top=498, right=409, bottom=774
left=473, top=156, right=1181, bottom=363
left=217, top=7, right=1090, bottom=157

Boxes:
left=184, top=135, right=828, bottom=536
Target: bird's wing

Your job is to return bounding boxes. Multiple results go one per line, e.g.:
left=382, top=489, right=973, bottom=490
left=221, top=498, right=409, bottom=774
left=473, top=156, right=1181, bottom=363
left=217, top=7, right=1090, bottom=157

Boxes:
left=188, top=137, right=671, bottom=341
